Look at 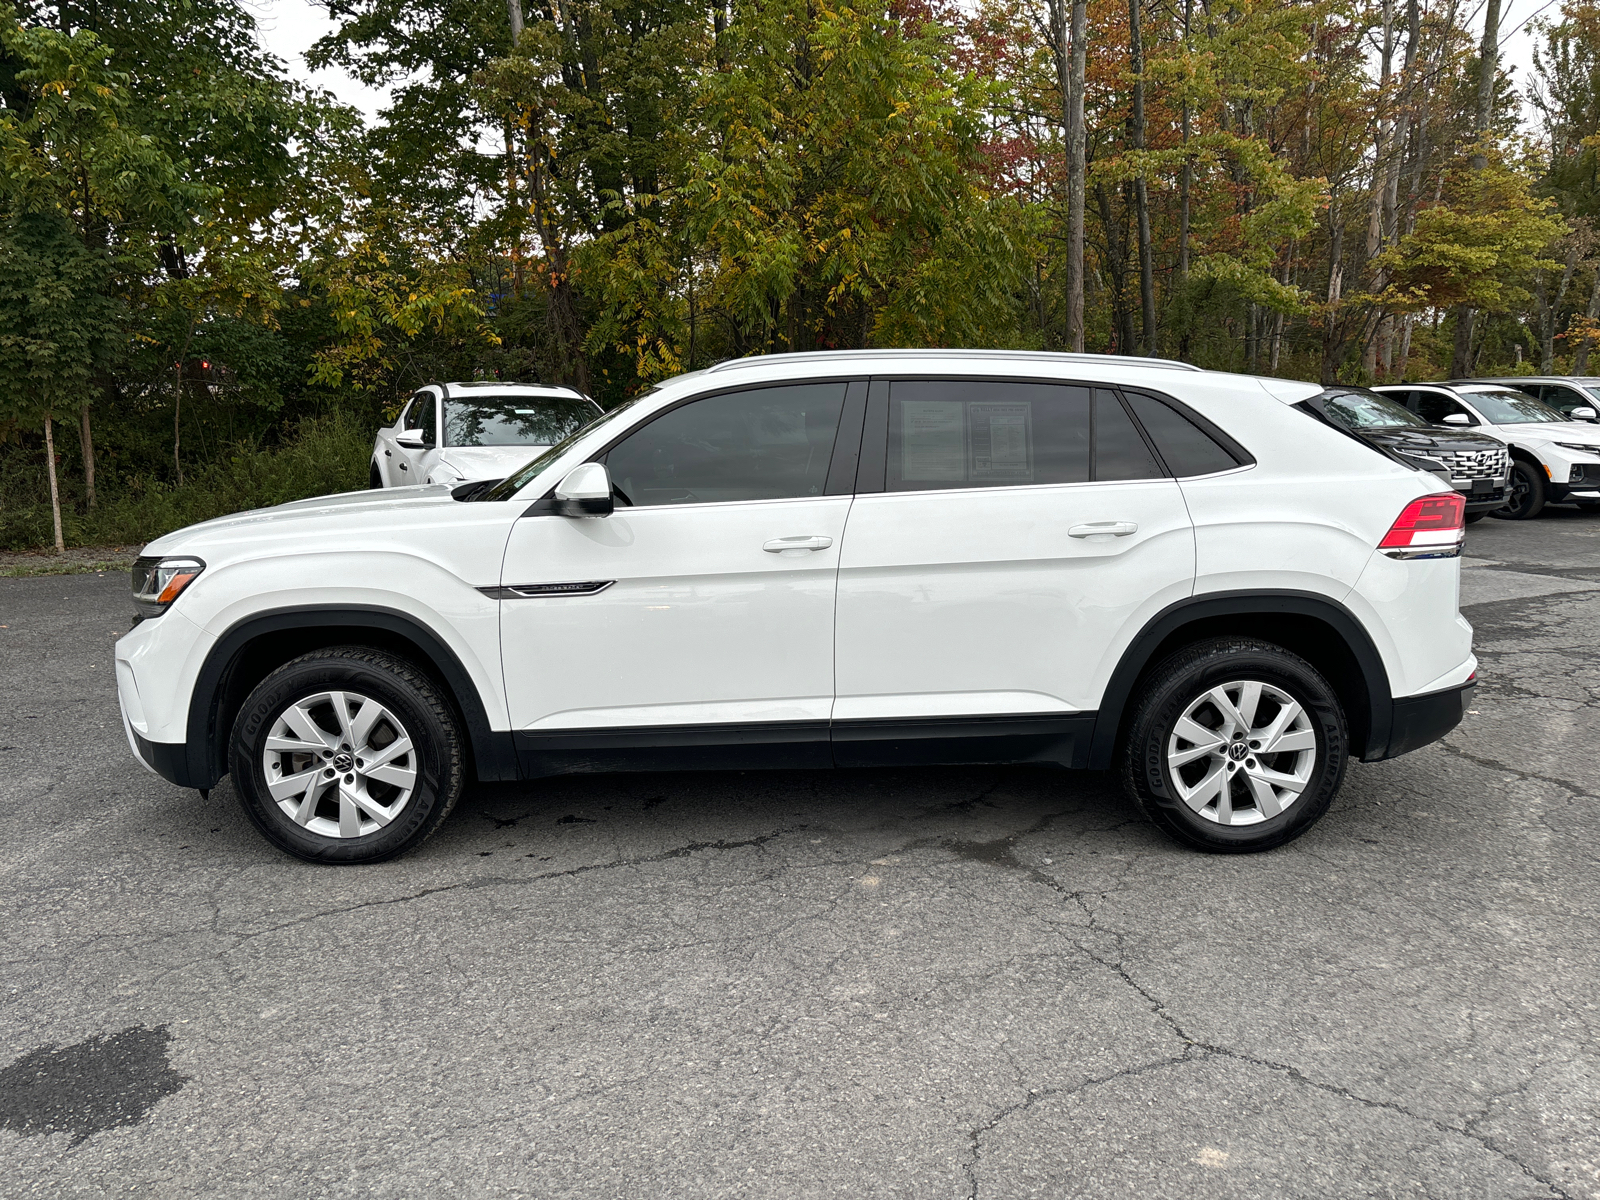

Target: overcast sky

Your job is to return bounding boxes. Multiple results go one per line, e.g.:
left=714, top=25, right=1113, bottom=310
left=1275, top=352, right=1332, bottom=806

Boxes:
left=245, top=0, right=1554, bottom=134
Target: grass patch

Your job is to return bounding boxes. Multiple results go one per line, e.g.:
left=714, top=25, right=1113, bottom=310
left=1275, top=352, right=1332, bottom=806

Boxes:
left=0, top=548, right=140, bottom=577
left=2, top=412, right=372, bottom=551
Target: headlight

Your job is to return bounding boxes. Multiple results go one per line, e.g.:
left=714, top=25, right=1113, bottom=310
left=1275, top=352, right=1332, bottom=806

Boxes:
left=1553, top=443, right=1600, bottom=455
left=131, top=556, right=205, bottom=620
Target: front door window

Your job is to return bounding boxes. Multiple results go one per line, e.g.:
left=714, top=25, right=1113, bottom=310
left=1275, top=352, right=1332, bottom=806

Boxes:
left=605, top=383, right=847, bottom=506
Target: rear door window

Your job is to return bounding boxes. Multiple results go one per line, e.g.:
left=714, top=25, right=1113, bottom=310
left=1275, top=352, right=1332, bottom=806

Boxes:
left=886, top=380, right=1090, bottom=491
left=882, top=380, right=1168, bottom=491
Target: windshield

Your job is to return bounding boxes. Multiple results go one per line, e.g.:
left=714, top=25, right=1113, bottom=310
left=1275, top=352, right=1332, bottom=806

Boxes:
left=1319, top=390, right=1420, bottom=430
left=1457, top=386, right=1565, bottom=425
left=1584, top=385, right=1600, bottom=404
left=443, top=393, right=600, bottom=447
left=478, top=398, right=642, bottom=501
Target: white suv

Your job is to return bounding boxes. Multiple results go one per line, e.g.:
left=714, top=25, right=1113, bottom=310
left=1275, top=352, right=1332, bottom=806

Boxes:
left=371, top=382, right=601, bottom=488
left=1373, top=382, right=1600, bottom=519
left=118, top=351, right=1476, bottom=863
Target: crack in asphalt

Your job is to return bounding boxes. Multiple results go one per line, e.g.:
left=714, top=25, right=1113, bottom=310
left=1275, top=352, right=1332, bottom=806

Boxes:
left=1436, top=740, right=1600, bottom=805
left=217, top=829, right=795, bottom=950
left=945, top=819, right=1576, bottom=1200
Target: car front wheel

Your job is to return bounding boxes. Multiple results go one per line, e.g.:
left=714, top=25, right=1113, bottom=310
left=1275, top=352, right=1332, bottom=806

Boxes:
left=230, top=647, right=465, bottom=864
left=1491, top=461, right=1546, bottom=520
left=1120, top=638, right=1348, bottom=853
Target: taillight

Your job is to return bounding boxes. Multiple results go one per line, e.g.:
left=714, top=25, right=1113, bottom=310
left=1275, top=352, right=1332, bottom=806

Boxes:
left=1379, top=493, right=1465, bottom=559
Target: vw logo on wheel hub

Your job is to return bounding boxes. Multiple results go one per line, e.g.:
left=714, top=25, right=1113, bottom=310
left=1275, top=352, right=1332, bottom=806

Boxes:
left=1227, top=741, right=1249, bottom=761
left=333, top=751, right=354, bottom=772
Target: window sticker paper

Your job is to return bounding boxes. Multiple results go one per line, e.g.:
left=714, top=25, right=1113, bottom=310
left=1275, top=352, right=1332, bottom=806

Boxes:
left=970, top=402, right=1032, bottom=480
left=900, top=400, right=966, bottom=481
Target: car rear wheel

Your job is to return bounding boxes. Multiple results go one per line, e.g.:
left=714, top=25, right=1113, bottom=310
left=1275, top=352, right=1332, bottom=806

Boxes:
left=1120, top=638, right=1348, bottom=853
left=1491, top=461, right=1546, bottom=520
left=230, top=647, right=465, bottom=864
left=369, top=463, right=383, bottom=489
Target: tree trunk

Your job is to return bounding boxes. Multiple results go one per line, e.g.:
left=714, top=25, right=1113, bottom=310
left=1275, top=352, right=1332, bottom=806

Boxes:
left=44, top=415, right=64, bottom=553
left=173, top=358, right=185, bottom=488
left=1322, top=197, right=1344, bottom=386
left=1542, top=244, right=1579, bottom=372
left=1471, top=0, right=1502, bottom=170
left=507, top=0, right=523, bottom=43
left=79, top=401, right=95, bottom=509
left=1361, top=0, right=1394, bottom=381
left=1128, top=0, right=1155, bottom=354
left=1177, top=0, right=1193, bottom=293
left=1450, top=308, right=1475, bottom=377
left=1453, top=0, right=1503, bottom=361
left=1576, top=271, right=1600, bottom=372
left=1066, top=0, right=1087, bottom=352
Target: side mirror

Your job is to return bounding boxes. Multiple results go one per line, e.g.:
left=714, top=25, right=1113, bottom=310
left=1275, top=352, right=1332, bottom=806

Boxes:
left=395, top=431, right=429, bottom=449
left=554, top=462, right=614, bottom=518
left=1441, top=413, right=1471, bottom=426
left=1571, top=406, right=1598, bottom=421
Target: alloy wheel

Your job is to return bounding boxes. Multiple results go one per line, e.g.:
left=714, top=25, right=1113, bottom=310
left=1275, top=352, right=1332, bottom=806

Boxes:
left=1166, top=680, right=1317, bottom=826
left=262, top=690, right=417, bottom=838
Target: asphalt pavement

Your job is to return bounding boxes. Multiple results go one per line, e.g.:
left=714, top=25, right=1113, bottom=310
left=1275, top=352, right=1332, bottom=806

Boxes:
left=2, top=511, right=1599, bottom=1198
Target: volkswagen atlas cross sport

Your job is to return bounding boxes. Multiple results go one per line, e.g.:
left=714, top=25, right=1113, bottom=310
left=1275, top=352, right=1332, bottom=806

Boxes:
left=117, top=351, right=1477, bottom=863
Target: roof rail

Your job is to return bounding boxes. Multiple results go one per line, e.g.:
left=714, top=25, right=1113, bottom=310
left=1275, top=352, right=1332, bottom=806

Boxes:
left=704, top=349, right=1204, bottom=374
left=442, top=380, right=583, bottom=392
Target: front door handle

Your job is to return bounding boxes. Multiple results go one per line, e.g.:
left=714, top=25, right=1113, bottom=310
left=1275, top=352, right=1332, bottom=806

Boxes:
left=763, top=535, right=833, bottom=553
left=1068, top=521, right=1138, bottom=539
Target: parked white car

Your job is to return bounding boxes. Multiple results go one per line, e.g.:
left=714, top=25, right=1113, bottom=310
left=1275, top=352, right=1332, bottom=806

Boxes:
left=371, top=382, right=602, bottom=488
left=1372, top=382, right=1600, bottom=519
left=1473, top=376, right=1600, bottom=423
left=119, top=351, right=1476, bottom=863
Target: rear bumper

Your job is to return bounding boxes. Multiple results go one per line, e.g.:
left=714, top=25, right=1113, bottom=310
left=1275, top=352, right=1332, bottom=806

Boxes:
left=1369, top=678, right=1475, bottom=761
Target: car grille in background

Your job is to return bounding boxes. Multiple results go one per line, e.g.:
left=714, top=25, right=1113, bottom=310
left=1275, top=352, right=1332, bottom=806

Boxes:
left=1434, top=447, right=1508, bottom=480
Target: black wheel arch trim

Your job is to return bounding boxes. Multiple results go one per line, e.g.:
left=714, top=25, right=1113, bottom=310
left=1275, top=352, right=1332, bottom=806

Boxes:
left=1088, top=589, right=1395, bottom=769
left=179, top=604, right=516, bottom=791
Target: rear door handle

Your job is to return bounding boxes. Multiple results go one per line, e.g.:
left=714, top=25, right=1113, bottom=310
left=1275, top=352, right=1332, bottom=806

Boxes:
left=1068, top=521, right=1138, bottom=539
left=763, top=535, right=833, bottom=553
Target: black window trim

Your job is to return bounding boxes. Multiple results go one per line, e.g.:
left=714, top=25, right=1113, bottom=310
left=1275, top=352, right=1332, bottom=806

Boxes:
left=548, top=375, right=869, bottom=511
left=852, top=373, right=1254, bottom=495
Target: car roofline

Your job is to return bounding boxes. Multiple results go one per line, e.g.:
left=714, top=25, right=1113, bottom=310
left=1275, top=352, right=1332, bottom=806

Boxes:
left=703, top=349, right=1206, bottom=375
left=423, top=382, right=592, bottom=398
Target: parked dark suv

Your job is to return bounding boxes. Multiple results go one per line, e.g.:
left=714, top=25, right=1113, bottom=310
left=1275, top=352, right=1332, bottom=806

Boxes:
left=1296, top=386, right=1509, bottom=520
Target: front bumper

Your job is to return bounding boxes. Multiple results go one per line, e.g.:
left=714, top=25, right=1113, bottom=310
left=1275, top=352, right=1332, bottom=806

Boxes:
left=1369, top=677, right=1475, bottom=761
left=1451, top=475, right=1507, bottom=511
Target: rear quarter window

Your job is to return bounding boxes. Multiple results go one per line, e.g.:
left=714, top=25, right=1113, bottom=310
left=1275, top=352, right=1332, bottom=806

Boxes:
left=1123, top=392, right=1245, bottom=477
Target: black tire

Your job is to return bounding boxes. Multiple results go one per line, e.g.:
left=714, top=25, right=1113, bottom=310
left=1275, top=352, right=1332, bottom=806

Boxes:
left=369, top=462, right=383, bottom=489
left=1463, top=511, right=1487, bottom=524
left=1120, top=638, right=1348, bottom=853
left=230, top=647, right=465, bottom=864
left=1491, top=460, right=1546, bottom=520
